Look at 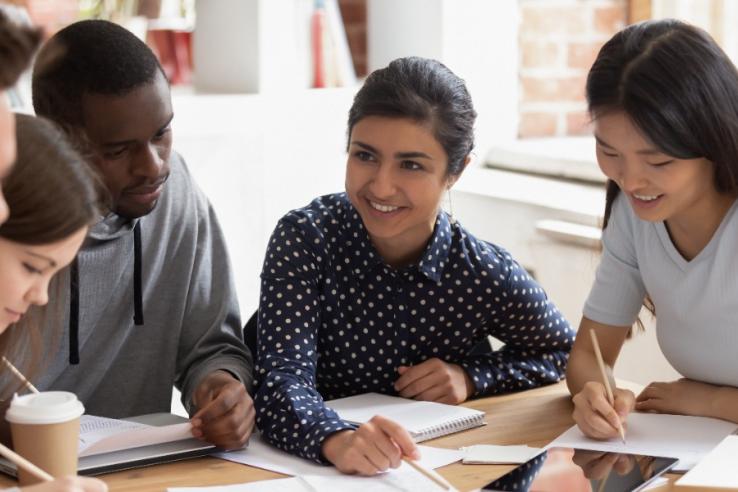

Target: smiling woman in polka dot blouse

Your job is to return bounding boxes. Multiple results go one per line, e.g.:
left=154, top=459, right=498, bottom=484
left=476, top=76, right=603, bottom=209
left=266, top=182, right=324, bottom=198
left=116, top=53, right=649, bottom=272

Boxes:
left=255, top=57, right=574, bottom=476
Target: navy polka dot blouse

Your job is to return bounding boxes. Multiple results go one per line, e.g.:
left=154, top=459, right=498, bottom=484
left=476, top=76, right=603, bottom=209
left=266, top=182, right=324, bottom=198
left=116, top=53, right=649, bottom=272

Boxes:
left=255, top=193, right=573, bottom=462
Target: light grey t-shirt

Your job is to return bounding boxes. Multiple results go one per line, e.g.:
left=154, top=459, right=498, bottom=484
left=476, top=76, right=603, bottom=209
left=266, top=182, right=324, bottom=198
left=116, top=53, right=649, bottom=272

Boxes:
left=584, top=194, right=738, bottom=387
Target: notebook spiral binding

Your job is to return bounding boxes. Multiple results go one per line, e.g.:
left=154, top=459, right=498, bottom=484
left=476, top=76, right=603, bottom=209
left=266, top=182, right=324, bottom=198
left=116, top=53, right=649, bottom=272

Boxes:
left=412, top=413, right=487, bottom=442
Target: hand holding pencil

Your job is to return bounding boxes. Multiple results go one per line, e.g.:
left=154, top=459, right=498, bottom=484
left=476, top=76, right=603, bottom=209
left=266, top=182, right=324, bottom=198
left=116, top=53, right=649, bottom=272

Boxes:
left=571, top=330, right=635, bottom=441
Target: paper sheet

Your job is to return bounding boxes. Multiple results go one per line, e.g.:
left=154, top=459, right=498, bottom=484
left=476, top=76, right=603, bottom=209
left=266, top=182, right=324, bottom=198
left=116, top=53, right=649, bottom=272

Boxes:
left=301, top=467, right=460, bottom=492
left=677, top=435, right=738, bottom=488
left=78, top=414, right=193, bottom=457
left=460, top=444, right=541, bottom=464
left=215, top=433, right=463, bottom=477
left=167, top=467, right=458, bottom=492
left=547, top=412, right=737, bottom=471
left=168, top=477, right=305, bottom=492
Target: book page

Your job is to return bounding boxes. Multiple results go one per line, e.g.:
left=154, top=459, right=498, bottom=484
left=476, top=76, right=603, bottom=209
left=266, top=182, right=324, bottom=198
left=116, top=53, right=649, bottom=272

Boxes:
left=547, top=412, right=737, bottom=471
left=78, top=414, right=194, bottom=457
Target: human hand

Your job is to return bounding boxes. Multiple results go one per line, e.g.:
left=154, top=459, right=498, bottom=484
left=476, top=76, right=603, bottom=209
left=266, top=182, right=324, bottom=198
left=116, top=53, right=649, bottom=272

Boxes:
left=636, top=378, right=719, bottom=417
left=21, top=476, right=107, bottom=492
left=572, top=381, right=635, bottom=439
left=321, top=415, right=420, bottom=475
left=572, top=450, right=635, bottom=480
left=394, top=358, right=474, bottom=404
left=191, top=370, right=255, bottom=450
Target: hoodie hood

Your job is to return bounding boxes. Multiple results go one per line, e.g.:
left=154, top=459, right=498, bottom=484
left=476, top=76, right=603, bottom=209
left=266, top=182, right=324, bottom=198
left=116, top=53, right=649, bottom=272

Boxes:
left=88, top=212, right=140, bottom=241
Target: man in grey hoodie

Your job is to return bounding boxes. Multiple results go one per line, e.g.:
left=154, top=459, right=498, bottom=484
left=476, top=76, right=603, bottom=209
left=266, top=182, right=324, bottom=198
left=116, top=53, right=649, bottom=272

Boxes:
left=30, top=20, right=254, bottom=450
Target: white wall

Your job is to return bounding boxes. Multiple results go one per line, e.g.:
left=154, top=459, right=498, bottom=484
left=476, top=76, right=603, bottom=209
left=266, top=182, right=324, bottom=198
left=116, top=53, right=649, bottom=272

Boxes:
left=368, top=0, right=520, bottom=154
left=172, top=88, right=356, bottom=315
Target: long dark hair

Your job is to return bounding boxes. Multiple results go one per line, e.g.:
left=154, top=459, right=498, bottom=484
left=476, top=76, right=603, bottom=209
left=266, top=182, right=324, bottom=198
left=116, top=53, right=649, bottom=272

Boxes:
left=0, top=114, right=98, bottom=399
left=347, top=56, right=477, bottom=176
left=587, top=19, right=738, bottom=228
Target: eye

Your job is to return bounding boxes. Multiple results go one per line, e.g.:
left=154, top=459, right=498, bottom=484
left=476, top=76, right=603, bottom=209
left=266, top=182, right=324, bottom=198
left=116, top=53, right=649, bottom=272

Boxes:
left=353, top=150, right=375, bottom=162
left=153, top=126, right=171, bottom=141
left=647, top=159, right=674, bottom=167
left=103, top=147, right=127, bottom=159
left=400, top=160, right=423, bottom=171
left=22, top=263, right=42, bottom=275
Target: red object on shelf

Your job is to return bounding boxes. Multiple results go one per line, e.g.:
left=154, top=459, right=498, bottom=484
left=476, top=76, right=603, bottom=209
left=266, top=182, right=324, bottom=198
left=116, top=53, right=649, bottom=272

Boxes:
left=147, top=29, right=192, bottom=85
left=311, top=5, right=326, bottom=88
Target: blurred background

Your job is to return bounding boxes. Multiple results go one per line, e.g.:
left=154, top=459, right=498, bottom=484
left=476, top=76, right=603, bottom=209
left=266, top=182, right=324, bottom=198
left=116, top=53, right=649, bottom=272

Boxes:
left=3, top=0, right=732, bottom=392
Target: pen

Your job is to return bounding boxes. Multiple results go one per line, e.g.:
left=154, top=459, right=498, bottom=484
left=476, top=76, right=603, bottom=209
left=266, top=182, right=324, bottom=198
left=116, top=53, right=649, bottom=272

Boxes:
left=2, top=356, right=39, bottom=394
left=589, top=329, right=626, bottom=444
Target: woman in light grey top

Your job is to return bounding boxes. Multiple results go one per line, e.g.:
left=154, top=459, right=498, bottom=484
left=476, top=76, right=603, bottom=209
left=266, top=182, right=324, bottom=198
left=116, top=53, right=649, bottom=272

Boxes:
left=566, top=19, right=738, bottom=440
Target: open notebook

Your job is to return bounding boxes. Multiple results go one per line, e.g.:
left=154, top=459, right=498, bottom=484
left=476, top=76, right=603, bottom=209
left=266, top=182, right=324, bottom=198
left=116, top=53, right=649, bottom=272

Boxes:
left=0, top=413, right=215, bottom=476
left=327, top=393, right=486, bottom=442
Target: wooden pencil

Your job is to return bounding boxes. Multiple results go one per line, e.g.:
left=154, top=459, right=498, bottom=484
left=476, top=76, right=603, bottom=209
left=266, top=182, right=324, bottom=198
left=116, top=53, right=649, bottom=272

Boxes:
left=590, top=329, right=626, bottom=444
left=0, top=442, right=53, bottom=482
left=1, top=356, right=39, bottom=394
left=403, top=457, right=455, bottom=491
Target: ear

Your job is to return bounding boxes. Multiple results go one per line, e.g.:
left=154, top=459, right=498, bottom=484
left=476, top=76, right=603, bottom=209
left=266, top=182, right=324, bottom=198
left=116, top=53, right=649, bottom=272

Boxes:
left=445, top=155, right=472, bottom=190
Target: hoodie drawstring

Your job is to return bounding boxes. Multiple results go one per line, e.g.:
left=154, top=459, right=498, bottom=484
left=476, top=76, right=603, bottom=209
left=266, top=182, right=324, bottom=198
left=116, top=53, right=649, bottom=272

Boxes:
left=68, top=221, right=144, bottom=365
left=133, top=221, right=144, bottom=326
left=69, top=258, right=80, bottom=365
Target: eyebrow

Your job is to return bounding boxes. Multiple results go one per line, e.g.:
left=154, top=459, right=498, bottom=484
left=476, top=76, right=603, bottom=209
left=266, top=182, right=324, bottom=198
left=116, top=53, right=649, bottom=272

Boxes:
left=351, top=141, right=434, bottom=160
left=594, top=134, right=664, bottom=156
left=101, top=113, right=175, bottom=148
left=25, top=251, right=57, bottom=268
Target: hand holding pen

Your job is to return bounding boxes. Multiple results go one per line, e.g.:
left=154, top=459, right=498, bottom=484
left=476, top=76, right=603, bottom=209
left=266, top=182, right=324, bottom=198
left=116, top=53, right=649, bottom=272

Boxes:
left=571, top=330, right=635, bottom=441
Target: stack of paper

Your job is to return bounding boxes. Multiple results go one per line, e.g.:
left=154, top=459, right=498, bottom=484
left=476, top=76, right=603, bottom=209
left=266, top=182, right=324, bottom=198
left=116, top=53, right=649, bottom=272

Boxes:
left=677, top=435, right=738, bottom=489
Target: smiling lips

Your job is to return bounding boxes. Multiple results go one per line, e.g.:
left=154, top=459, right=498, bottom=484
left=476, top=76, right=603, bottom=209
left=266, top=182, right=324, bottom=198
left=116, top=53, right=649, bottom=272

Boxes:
left=4, top=308, right=23, bottom=322
left=633, top=193, right=662, bottom=201
left=369, top=200, right=401, bottom=213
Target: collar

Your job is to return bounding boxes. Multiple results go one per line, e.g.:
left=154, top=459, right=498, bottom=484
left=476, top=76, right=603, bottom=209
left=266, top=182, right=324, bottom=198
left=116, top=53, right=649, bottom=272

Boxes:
left=339, top=195, right=453, bottom=283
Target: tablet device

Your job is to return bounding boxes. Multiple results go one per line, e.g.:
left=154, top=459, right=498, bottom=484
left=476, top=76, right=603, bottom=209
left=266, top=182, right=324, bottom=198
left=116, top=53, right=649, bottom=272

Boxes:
left=481, top=447, right=678, bottom=492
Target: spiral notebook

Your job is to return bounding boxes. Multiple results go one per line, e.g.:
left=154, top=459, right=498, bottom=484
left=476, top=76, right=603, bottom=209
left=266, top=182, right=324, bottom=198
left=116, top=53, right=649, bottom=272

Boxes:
left=327, top=393, right=486, bottom=442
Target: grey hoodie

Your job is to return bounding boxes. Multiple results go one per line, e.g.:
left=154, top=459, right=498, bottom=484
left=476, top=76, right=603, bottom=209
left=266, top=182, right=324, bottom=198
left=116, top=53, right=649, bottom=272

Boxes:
left=36, top=152, right=253, bottom=417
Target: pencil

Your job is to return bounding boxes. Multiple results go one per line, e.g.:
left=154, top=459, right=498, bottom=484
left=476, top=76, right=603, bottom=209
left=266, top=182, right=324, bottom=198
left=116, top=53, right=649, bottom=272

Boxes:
left=1, top=356, right=39, bottom=394
left=0, top=442, right=53, bottom=482
left=403, top=457, right=455, bottom=491
left=589, top=329, right=626, bottom=444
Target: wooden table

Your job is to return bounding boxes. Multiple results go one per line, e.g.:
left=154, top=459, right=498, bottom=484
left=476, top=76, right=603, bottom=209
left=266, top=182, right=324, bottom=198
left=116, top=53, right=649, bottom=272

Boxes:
left=0, top=381, right=687, bottom=491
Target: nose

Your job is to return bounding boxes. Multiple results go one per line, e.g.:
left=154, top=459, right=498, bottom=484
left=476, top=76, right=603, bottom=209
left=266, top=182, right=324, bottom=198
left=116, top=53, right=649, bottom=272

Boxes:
left=617, top=159, right=647, bottom=192
left=0, top=192, right=8, bottom=225
left=25, top=278, right=50, bottom=307
left=368, top=163, right=396, bottom=199
left=132, top=143, right=164, bottom=179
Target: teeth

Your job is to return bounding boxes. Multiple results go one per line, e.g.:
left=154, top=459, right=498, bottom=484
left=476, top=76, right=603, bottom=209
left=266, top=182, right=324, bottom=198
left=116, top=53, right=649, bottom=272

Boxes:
left=369, top=201, right=399, bottom=213
left=634, top=193, right=660, bottom=201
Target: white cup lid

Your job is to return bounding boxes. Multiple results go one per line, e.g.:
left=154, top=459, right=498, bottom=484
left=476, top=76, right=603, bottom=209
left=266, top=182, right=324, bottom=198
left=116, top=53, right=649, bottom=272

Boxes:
left=5, top=391, right=85, bottom=424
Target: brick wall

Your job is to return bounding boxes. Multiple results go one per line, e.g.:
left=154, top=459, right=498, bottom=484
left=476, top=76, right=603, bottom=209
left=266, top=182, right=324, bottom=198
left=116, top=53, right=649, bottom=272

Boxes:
left=6, top=0, right=79, bottom=38
left=519, top=0, right=626, bottom=138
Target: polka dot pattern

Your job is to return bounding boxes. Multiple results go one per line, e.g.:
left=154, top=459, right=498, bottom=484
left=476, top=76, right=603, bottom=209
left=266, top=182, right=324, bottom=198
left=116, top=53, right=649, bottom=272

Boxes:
left=254, top=193, right=574, bottom=462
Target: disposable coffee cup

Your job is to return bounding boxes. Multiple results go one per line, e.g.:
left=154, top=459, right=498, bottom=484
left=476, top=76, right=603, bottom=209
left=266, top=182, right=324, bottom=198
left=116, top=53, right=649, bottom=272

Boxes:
left=5, top=391, right=85, bottom=485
